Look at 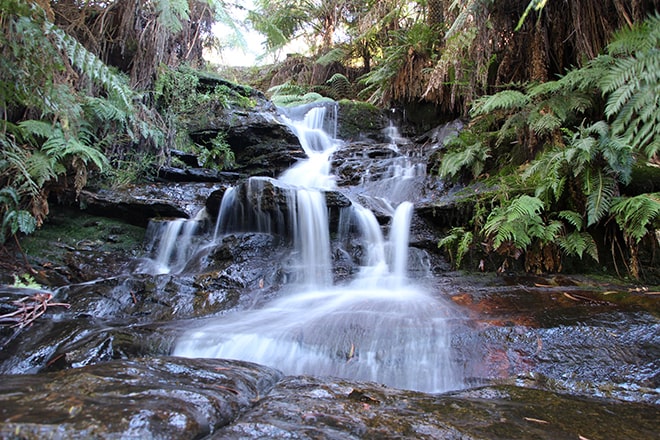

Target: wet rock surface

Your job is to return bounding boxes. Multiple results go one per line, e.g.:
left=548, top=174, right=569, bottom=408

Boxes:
left=77, top=182, right=222, bottom=226
left=214, top=376, right=659, bottom=440
left=0, top=356, right=282, bottom=439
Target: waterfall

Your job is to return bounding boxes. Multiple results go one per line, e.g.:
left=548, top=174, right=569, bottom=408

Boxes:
left=172, top=104, right=462, bottom=393
left=139, top=218, right=198, bottom=274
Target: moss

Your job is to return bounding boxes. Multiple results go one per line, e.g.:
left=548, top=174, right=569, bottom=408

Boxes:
left=337, top=99, right=386, bottom=139
left=19, top=207, right=145, bottom=270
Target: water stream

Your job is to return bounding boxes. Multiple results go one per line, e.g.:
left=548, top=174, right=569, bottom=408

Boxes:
left=167, top=104, right=462, bottom=393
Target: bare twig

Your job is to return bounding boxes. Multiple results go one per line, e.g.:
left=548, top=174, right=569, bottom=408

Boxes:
left=0, top=292, right=70, bottom=328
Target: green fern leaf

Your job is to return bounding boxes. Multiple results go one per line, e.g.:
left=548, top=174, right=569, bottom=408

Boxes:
left=558, top=231, right=598, bottom=261
left=585, top=170, right=618, bottom=226
left=25, top=150, right=58, bottom=186
left=317, top=48, right=347, bottom=66
left=558, top=210, right=584, bottom=230
left=471, top=90, right=530, bottom=117
left=611, top=193, right=660, bottom=243
left=18, top=120, right=54, bottom=140
left=154, top=0, right=190, bottom=33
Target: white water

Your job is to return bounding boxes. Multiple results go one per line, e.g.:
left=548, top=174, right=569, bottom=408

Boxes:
left=172, top=105, right=461, bottom=393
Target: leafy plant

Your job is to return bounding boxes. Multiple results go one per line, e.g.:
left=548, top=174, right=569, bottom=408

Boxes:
left=199, top=132, right=235, bottom=170
left=0, top=188, right=36, bottom=245
left=438, top=227, right=474, bottom=269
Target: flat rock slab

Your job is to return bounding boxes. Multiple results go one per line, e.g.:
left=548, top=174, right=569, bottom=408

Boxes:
left=0, top=357, right=282, bottom=439
left=214, top=376, right=660, bottom=440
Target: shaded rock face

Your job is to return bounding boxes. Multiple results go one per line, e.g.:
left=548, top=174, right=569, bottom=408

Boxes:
left=206, top=177, right=351, bottom=237
left=187, top=86, right=306, bottom=178
left=77, top=183, right=221, bottom=226
left=0, top=357, right=282, bottom=440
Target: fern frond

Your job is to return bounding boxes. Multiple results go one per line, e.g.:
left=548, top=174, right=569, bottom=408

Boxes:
left=530, top=112, right=561, bottom=136
left=611, top=194, right=660, bottom=243
left=471, top=90, right=530, bottom=117
left=438, top=140, right=490, bottom=179
left=18, top=120, right=54, bottom=141
left=558, top=210, right=584, bottom=230
left=600, top=14, right=660, bottom=160
left=558, top=231, right=599, bottom=261
left=326, top=73, right=352, bottom=99
left=585, top=170, right=618, bottom=226
left=317, top=48, right=347, bottom=66
left=268, top=81, right=307, bottom=97
left=483, top=195, right=546, bottom=251
left=153, top=0, right=190, bottom=33
left=24, top=151, right=59, bottom=186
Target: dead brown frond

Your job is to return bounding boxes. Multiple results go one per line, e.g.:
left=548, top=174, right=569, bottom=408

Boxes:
left=0, top=292, right=70, bottom=328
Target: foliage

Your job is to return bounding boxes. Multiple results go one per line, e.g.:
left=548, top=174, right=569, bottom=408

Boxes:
left=0, top=0, right=166, bottom=244
left=438, top=227, right=474, bottom=269
left=601, top=13, right=660, bottom=159
left=199, top=132, right=235, bottom=170
left=267, top=81, right=335, bottom=107
left=437, top=13, right=660, bottom=278
left=437, top=131, right=490, bottom=180
left=0, top=188, right=36, bottom=245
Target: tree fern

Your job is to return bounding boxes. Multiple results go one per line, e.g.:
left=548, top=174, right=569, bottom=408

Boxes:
left=600, top=13, right=660, bottom=158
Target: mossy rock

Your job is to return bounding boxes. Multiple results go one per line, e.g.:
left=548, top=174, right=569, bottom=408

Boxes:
left=337, top=99, right=388, bottom=140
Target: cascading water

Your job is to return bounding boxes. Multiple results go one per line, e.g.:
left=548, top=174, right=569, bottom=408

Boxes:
left=172, top=104, right=462, bottom=393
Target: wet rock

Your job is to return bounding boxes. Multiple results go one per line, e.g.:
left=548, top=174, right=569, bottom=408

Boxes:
left=187, top=85, right=306, bottom=178
left=77, top=183, right=222, bottom=226
left=332, top=141, right=402, bottom=187
left=0, top=357, right=283, bottom=439
left=208, top=177, right=351, bottom=235
left=157, top=166, right=243, bottom=184
left=214, top=377, right=659, bottom=439
left=443, top=274, right=660, bottom=404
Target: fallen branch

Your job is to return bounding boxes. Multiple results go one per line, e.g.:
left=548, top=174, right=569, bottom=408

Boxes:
left=0, top=292, right=70, bottom=328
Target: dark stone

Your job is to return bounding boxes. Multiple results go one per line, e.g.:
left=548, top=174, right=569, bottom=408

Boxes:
left=0, top=357, right=283, bottom=439
left=170, top=149, right=199, bottom=167
left=213, top=377, right=660, bottom=439
left=186, top=87, right=306, bottom=178
left=157, top=166, right=243, bottom=184
left=77, top=183, right=222, bottom=226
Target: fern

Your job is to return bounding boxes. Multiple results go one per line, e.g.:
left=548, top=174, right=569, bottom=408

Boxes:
left=558, top=210, right=584, bottom=230
left=438, top=227, right=474, bottom=268
left=154, top=0, right=190, bottom=33
left=483, top=195, right=549, bottom=251
left=600, top=13, right=660, bottom=158
left=325, top=73, right=352, bottom=100
left=557, top=231, right=599, bottom=261
left=610, top=194, right=660, bottom=244
left=585, top=170, right=618, bottom=226
left=438, top=133, right=490, bottom=179
left=316, top=48, right=347, bottom=66
left=471, top=90, right=530, bottom=116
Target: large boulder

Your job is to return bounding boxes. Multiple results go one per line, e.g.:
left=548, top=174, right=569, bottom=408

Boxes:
left=185, top=78, right=306, bottom=178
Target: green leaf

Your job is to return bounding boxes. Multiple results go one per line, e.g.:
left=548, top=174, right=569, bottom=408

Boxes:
left=585, top=170, right=618, bottom=226
left=611, top=194, right=660, bottom=243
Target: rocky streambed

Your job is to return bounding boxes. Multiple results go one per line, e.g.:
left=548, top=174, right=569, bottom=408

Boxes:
left=1, top=95, right=659, bottom=438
